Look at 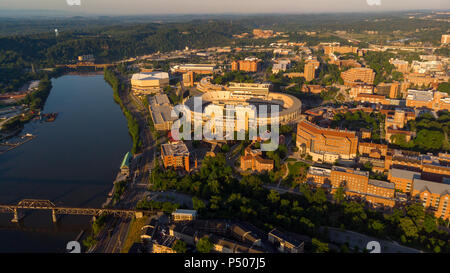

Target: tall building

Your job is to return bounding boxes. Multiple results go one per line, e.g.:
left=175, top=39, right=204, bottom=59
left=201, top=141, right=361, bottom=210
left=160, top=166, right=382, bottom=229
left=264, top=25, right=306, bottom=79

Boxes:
left=182, top=71, right=194, bottom=87
left=296, top=120, right=358, bottom=162
left=441, top=34, right=450, bottom=44
left=232, top=58, right=262, bottom=72
left=341, top=68, right=375, bottom=86
left=376, top=82, right=401, bottom=99
left=161, top=142, right=190, bottom=172
left=304, top=60, right=320, bottom=82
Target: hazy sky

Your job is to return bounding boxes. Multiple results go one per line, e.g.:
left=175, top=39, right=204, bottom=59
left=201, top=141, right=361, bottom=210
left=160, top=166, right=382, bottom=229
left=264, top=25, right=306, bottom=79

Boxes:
left=0, top=0, right=449, bottom=15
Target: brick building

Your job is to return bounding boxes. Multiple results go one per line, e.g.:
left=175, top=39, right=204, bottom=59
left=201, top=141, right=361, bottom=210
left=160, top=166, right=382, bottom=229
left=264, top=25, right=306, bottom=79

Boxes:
left=358, top=142, right=388, bottom=159
left=349, top=85, right=374, bottom=98
left=306, top=166, right=396, bottom=207
left=323, top=44, right=358, bottom=55
left=406, top=90, right=450, bottom=111
left=388, top=168, right=421, bottom=193
left=296, top=120, right=359, bottom=162
left=240, top=147, right=274, bottom=172
left=161, top=142, right=190, bottom=172
left=231, top=58, right=262, bottom=72
left=341, top=68, right=375, bottom=86
left=412, top=179, right=450, bottom=220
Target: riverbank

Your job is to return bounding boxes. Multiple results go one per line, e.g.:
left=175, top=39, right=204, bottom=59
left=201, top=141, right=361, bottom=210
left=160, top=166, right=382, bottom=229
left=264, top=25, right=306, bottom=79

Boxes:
left=104, top=68, right=141, bottom=155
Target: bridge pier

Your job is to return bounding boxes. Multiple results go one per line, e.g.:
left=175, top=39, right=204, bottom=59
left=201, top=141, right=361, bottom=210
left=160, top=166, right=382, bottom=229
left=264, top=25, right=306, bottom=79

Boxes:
left=11, top=208, right=23, bottom=223
left=51, top=209, right=58, bottom=223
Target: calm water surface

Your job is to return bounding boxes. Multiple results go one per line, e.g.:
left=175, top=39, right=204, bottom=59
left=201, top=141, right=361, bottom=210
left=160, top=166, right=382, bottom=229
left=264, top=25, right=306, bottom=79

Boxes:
left=0, top=74, right=132, bottom=252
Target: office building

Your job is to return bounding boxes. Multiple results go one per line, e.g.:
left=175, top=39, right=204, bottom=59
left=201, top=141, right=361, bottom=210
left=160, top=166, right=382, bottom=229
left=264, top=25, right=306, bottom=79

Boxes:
left=161, top=142, right=190, bottom=172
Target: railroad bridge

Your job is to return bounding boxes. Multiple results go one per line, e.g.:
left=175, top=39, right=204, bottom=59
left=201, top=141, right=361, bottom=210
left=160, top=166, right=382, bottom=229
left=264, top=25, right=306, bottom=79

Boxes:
left=0, top=199, right=152, bottom=223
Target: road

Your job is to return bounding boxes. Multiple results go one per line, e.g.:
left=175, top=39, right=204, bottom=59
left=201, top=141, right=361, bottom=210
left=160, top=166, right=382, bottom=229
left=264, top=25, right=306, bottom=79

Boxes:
left=91, top=71, right=158, bottom=253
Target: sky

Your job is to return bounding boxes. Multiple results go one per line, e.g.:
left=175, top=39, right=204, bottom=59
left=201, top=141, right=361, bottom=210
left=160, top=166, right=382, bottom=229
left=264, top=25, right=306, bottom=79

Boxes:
left=0, top=0, right=449, bottom=15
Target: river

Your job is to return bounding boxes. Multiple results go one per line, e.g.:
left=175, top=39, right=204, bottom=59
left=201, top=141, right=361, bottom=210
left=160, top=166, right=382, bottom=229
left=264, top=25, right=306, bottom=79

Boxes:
left=0, top=74, right=132, bottom=252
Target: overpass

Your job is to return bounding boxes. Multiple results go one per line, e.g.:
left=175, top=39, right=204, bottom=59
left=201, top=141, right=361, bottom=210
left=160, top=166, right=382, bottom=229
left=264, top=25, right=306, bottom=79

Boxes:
left=0, top=199, right=153, bottom=223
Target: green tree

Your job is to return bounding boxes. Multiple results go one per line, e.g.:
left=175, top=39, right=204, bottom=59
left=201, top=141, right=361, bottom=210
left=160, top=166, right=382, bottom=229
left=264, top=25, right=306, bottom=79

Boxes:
left=172, top=239, right=187, bottom=253
left=312, top=238, right=330, bottom=253
left=333, top=187, right=345, bottom=204
left=196, top=237, right=213, bottom=253
left=192, top=196, right=206, bottom=211
left=399, top=218, right=419, bottom=239
left=267, top=190, right=280, bottom=204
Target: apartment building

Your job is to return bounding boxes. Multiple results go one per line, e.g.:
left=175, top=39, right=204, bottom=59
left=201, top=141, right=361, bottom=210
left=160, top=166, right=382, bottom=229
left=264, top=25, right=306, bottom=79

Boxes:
left=412, top=179, right=450, bottom=220
left=385, top=151, right=450, bottom=183
left=306, top=166, right=396, bottom=207
left=354, top=93, right=390, bottom=105
left=341, top=68, right=375, bottom=86
left=388, top=168, right=421, bottom=193
left=358, top=142, right=388, bottom=159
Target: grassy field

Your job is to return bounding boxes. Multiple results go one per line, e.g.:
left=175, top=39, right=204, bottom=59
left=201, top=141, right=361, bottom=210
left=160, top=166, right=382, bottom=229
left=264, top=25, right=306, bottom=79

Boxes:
left=121, top=216, right=150, bottom=253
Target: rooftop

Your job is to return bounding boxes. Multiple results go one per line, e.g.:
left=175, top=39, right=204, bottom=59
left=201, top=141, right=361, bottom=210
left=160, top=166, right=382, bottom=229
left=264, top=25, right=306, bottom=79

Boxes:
left=148, top=94, right=176, bottom=125
left=161, top=142, right=190, bottom=157
left=413, top=178, right=450, bottom=196
left=120, top=152, right=132, bottom=169
left=172, top=209, right=197, bottom=216
left=132, top=71, right=169, bottom=81
left=332, top=166, right=369, bottom=177
left=406, top=89, right=433, bottom=102
left=369, top=179, right=395, bottom=190
left=389, top=168, right=421, bottom=180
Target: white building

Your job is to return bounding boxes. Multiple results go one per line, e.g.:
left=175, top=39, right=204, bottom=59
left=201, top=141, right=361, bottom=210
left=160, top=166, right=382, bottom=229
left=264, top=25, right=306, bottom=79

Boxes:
left=131, top=72, right=170, bottom=95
